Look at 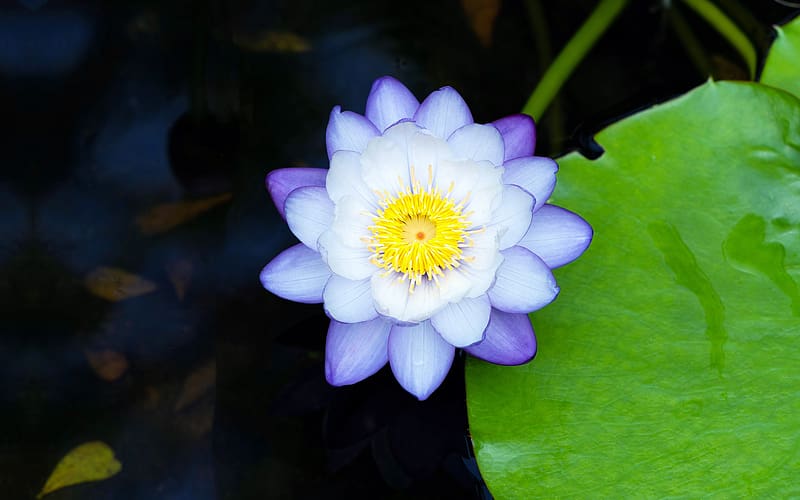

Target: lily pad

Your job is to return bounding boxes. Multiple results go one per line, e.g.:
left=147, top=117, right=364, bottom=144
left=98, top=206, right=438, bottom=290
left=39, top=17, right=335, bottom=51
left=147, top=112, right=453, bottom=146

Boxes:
left=761, top=14, right=800, bottom=98
left=466, top=78, right=800, bottom=497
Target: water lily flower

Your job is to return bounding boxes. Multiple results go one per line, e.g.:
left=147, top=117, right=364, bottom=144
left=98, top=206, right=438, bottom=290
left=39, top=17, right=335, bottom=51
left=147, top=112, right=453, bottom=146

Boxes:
left=261, top=76, right=592, bottom=400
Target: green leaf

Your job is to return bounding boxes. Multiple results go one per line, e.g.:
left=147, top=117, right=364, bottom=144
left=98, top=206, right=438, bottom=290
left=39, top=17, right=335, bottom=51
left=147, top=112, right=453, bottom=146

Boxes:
left=466, top=80, right=800, bottom=498
left=761, top=14, right=800, bottom=98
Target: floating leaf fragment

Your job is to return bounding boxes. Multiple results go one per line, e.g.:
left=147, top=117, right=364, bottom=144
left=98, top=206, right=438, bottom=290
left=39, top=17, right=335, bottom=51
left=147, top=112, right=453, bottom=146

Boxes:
left=84, top=349, right=129, bottom=381
left=85, top=267, right=157, bottom=301
left=174, top=360, right=216, bottom=412
left=460, top=0, right=501, bottom=46
left=135, top=192, right=232, bottom=236
left=37, top=441, right=121, bottom=498
left=233, top=31, right=311, bottom=53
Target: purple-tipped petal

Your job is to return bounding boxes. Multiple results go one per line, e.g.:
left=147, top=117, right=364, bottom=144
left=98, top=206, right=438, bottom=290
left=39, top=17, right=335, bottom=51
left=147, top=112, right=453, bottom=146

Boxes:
left=365, top=76, right=420, bottom=132
left=388, top=321, right=455, bottom=400
left=325, top=106, right=380, bottom=159
left=285, top=186, right=334, bottom=249
left=493, top=114, right=536, bottom=161
left=488, top=246, right=559, bottom=313
left=323, top=275, right=378, bottom=323
left=490, top=185, right=534, bottom=250
left=326, top=318, right=392, bottom=386
left=447, top=123, right=505, bottom=165
left=260, top=243, right=331, bottom=303
left=519, top=204, right=593, bottom=268
left=502, top=156, right=558, bottom=212
left=266, top=168, right=327, bottom=220
left=430, top=295, right=491, bottom=347
left=465, top=309, right=537, bottom=365
left=413, top=86, right=473, bottom=140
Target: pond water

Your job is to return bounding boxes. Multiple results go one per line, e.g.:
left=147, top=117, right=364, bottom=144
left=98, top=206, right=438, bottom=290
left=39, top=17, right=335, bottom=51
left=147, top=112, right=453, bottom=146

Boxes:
left=0, top=1, right=795, bottom=498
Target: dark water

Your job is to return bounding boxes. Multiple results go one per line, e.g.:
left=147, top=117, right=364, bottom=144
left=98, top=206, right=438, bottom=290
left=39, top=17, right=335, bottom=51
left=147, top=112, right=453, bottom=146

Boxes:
left=0, top=1, right=796, bottom=498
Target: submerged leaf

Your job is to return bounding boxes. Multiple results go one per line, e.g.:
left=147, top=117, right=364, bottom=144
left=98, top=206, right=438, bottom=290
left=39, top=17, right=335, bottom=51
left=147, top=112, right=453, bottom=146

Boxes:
left=135, top=192, right=232, bottom=235
left=84, top=267, right=157, bottom=301
left=466, top=80, right=800, bottom=497
left=174, top=360, right=216, bottom=412
left=38, top=441, right=122, bottom=498
left=460, top=0, right=501, bottom=46
left=233, top=31, right=311, bottom=53
left=84, top=349, right=129, bottom=381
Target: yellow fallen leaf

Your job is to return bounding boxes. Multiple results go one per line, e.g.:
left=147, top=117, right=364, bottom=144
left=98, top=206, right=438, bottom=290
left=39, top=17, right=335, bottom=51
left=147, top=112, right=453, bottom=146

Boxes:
left=461, top=0, right=501, bottom=47
left=233, top=31, right=311, bottom=53
left=37, top=441, right=122, bottom=499
left=135, top=192, right=232, bottom=235
left=84, top=267, right=157, bottom=302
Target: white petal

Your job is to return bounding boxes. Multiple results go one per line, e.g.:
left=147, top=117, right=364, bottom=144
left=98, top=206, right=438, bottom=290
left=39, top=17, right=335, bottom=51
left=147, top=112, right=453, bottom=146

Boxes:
left=434, top=159, right=504, bottom=227
left=285, top=186, right=334, bottom=249
left=327, top=150, right=375, bottom=205
left=413, top=86, right=473, bottom=140
left=407, top=131, right=455, bottom=186
left=430, top=295, right=491, bottom=347
left=382, top=120, right=423, bottom=151
left=448, top=252, right=504, bottom=299
left=518, top=204, right=593, bottom=268
left=435, top=268, right=473, bottom=303
left=489, top=185, right=534, bottom=250
left=328, top=195, right=374, bottom=249
left=260, top=244, right=331, bottom=303
left=502, top=156, right=558, bottom=212
left=462, top=225, right=502, bottom=270
left=388, top=321, right=455, bottom=400
left=323, top=275, right=378, bottom=323
left=325, top=106, right=379, bottom=159
left=326, top=318, right=391, bottom=386
left=405, top=279, right=447, bottom=322
left=318, top=229, right=376, bottom=281
left=370, top=272, right=446, bottom=323
left=488, top=246, right=559, bottom=313
left=365, top=76, right=420, bottom=132
left=436, top=226, right=502, bottom=302
left=447, top=123, right=504, bottom=165
left=360, top=130, right=412, bottom=194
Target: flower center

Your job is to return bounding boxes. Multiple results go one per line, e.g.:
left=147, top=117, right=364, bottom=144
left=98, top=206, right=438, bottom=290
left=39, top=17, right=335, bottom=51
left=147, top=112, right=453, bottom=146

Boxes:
left=368, top=177, right=473, bottom=290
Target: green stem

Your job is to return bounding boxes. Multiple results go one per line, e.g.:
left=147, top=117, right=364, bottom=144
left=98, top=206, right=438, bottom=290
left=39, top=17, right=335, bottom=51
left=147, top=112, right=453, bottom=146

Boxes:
left=714, top=0, right=769, bottom=53
left=669, top=6, right=713, bottom=77
left=679, top=0, right=756, bottom=78
left=524, top=0, right=565, bottom=152
left=522, top=0, right=629, bottom=120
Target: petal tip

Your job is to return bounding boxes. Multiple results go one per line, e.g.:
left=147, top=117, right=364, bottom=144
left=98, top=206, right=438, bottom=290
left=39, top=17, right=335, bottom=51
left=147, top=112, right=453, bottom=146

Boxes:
left=493, top=113, right=537, bottom=160
left=370, top=75, right=403, bottom=92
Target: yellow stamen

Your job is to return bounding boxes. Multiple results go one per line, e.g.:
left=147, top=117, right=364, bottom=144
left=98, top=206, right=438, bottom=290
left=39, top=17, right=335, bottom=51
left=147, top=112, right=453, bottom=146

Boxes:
left=368, top=181, right=478, bottom=290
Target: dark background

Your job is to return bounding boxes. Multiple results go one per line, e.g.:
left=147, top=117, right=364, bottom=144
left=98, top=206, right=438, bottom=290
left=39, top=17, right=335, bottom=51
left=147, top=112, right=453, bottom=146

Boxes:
left=1, top=1, right=797, bottom=499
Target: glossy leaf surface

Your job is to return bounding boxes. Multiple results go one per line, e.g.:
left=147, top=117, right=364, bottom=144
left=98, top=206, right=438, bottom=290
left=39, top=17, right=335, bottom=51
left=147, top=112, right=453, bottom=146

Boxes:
left=466, top=78, right=800, bottom=497
left=761, top=14, right=800, bottom=98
